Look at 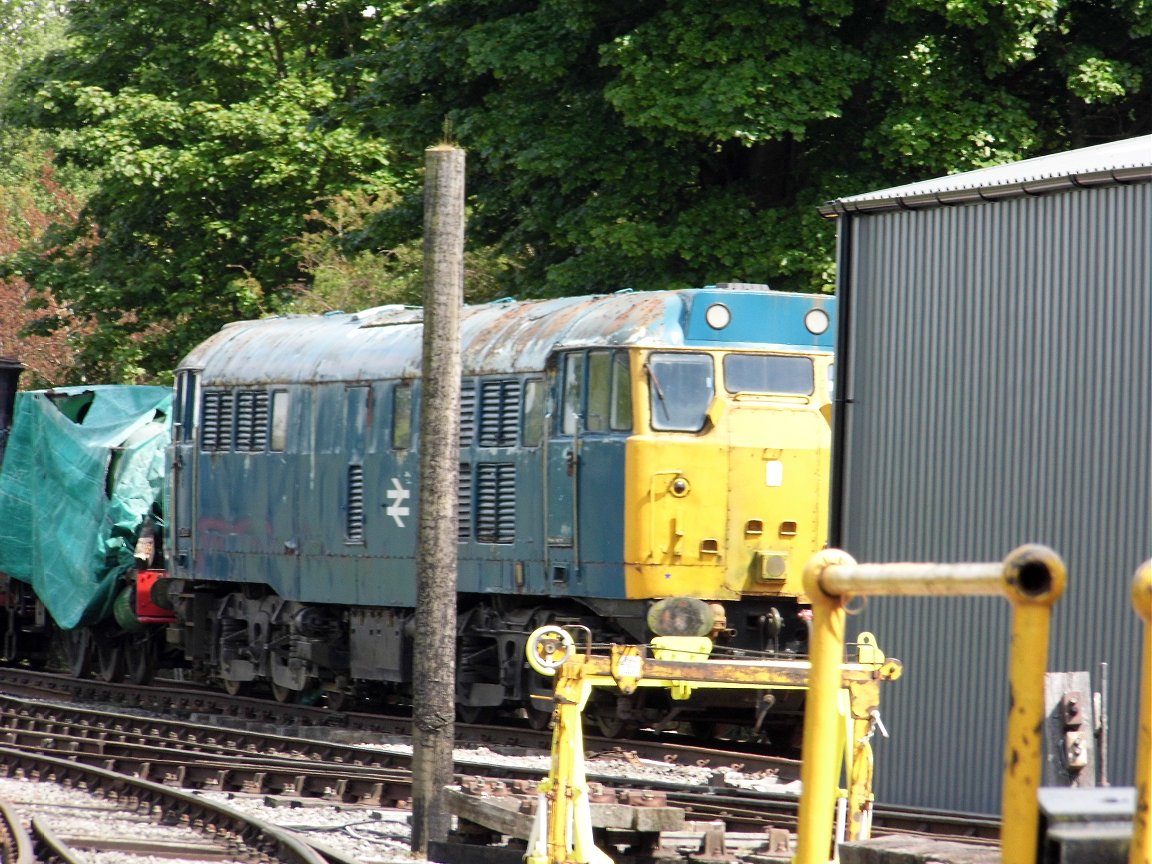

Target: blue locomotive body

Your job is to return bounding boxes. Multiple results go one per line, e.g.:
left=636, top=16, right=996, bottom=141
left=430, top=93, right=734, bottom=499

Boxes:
left=159, top=286, right=837, bottom=728
left=0, top=286, right=838, bottom=734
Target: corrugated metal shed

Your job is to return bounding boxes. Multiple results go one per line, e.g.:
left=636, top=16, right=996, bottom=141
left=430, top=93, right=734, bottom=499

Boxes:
left=823, top=134, right=1152, bottom=213
left=826, top=136, right=1151, bottom=814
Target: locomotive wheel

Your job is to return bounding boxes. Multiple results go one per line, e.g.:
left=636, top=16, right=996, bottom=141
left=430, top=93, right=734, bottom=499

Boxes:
left=126, top=633, right=156, bottom=685
left=270, top=682, right=294, bottom=703
left=64, top=627, right=93, bottom=679
left=594, top=714, right=638, bottom=739
left=522, top=667, right=554, bottom=729
left=95, top=639, right=125, bottom=683
left=523, top=698, right=553, bottom=730
left=222, top=678, right=249, bottom=697
left=457, top=705, right=495, bottom=725
left=324, top=676, right=354, bottom=711
left=269, top=677, right=321, bottom=704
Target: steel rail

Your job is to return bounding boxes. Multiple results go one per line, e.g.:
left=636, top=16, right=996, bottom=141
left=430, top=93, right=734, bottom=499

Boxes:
left=0, top=700, right=1005, bottom=859
left=0, top=745, right=329, bottom=864
left=0, top=688, right=802, bottom=780
left=0, top=672, right=1009, bottom=857
left=27, top=819, right=82, bottom=864
left=0, top=799, right=34, bottom=864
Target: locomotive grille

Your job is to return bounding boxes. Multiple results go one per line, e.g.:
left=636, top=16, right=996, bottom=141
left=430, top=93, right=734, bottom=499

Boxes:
left=459, top=381, right=476, bottom=447
left=235, top=390, right=269, bottom=451
left=346, top=464, right=365, bottom=543
left=201, top=390, right=233, bottom=451
left=479, top=380, right=520, bottom=448
left=458, top=463, right=472, bottom=542
left=475, top=463, right=515, bottom=543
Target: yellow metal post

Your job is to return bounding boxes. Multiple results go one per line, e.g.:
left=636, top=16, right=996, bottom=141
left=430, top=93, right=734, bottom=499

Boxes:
left=1131, top=560, right=1152, bottom=864
left=797, top=549, right=855, bottom=864
left=998, top=545, right=1066, bottom=864
left=845, top=632, right=886, bottom=840
left=847, top=710, right=875, bottom=840
left=525, top=650, right=613, bottom=864
left=797, top=545, right=1065, bottom=864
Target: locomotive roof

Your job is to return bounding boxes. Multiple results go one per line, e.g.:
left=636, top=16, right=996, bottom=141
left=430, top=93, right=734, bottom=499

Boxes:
left=180, top=287, right=835, bottom=384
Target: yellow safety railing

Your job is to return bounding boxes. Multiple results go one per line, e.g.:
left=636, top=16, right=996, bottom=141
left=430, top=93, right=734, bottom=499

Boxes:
left=1132, top=560, right=1151, bottom=864
left=795, top=544, right=1066, bottom=864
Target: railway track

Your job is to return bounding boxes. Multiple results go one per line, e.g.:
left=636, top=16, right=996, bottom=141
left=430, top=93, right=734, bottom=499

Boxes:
left=0, top=671, right=803, bottom=780
left=0, top=746, right=358, bottom=863
left=0, top=692, right=795, bottom=806
left=0, top=798, right=32, bottom=864
left=0, top=668, right=999, bottom=859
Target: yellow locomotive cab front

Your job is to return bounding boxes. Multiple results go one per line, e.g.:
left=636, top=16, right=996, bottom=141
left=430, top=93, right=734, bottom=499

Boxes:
left=623, top=348, right=833, bottom=605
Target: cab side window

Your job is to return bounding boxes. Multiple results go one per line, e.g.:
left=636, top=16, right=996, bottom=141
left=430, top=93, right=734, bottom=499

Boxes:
left=522, top=379, right=545, bottom=447
left=647, top=353, right=714, bottom=432
left=561, top=354, right=583, bottom=436
left=586, top=351, right=612, bottom=432
left=392, top=382, right=412, bottom=450
left=269, top=390, right=289, bottom=452
left=174, top=371, right=199, bottom=443
left=610, top=351, right=632, bottom=431
left=558, top=350, right=632, bottom=435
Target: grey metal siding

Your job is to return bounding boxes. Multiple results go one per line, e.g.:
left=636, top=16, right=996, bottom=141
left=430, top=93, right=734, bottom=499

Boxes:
left=835, top=181, right=1151, bottom=814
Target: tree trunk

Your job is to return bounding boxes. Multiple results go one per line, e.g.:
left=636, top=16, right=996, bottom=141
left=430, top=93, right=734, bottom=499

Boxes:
left=411, top=144, right=465, bottom=855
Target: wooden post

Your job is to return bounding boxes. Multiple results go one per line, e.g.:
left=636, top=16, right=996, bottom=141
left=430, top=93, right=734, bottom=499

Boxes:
left=411, top=143, right=465, bottom=855
left=1042, top=671, right=1096, bottom=787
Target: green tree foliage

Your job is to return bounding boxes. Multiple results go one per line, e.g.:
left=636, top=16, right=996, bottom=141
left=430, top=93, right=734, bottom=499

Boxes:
left=284, top=188, right=517, bottom=315
left=361, top=0, right=1150, bottom=297
left=3, top=1, right=1149, bottom=379
left=4, top=0, right=395, bottom=381
left=0, top=0, right=94, bottom=385
left=0, top=0, right=67, bottom=88
left=0, top=148, right=89, bottom=387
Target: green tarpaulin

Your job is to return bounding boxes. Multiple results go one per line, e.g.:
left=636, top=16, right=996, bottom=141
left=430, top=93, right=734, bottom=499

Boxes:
left=0, top=385, right=171, bottom=629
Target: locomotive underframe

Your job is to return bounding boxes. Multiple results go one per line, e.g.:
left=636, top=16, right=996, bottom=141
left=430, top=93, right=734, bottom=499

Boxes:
left=154, top=575, right=809, bottom=738
left=0, top=564, right=810, bottom=743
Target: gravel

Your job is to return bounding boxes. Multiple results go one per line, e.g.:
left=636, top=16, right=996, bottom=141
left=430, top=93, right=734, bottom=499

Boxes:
left=2, top=695, right=799, bottom=862
left=0, top=775, right=252, bottom=864
left=197, top=792, right=416, bottom=863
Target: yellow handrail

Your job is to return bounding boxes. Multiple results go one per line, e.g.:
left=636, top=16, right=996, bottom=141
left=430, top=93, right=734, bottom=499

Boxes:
left=796, top=545, right=1066, bottom=864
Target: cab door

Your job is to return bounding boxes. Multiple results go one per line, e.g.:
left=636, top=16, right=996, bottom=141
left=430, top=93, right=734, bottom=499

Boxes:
left=544, top=350, right=633, bottom=594
left=170, top=370, right=200, bottom=576
left=544, top=353, right=582, bottom=588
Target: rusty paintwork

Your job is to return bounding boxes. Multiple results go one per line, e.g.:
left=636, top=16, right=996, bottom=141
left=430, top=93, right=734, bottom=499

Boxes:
left=180, top=291, right=738, bottom=384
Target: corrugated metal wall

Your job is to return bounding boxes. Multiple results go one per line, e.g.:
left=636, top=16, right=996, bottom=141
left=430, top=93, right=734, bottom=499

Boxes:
left=833, top=181, right=1151, bottom=814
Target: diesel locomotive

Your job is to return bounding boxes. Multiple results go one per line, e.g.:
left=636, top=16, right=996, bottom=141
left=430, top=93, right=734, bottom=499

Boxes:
left=0, top=284, right=837, bottom=738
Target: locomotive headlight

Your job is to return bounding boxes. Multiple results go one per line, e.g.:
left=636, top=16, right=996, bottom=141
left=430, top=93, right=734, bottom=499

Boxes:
left=804, top=307, right=830, bottom=335
left=705, top=303, right=731, bottom=330
left=669, top=476, right=690, bottom=497
left=648, top=597, right=715, bottom=638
